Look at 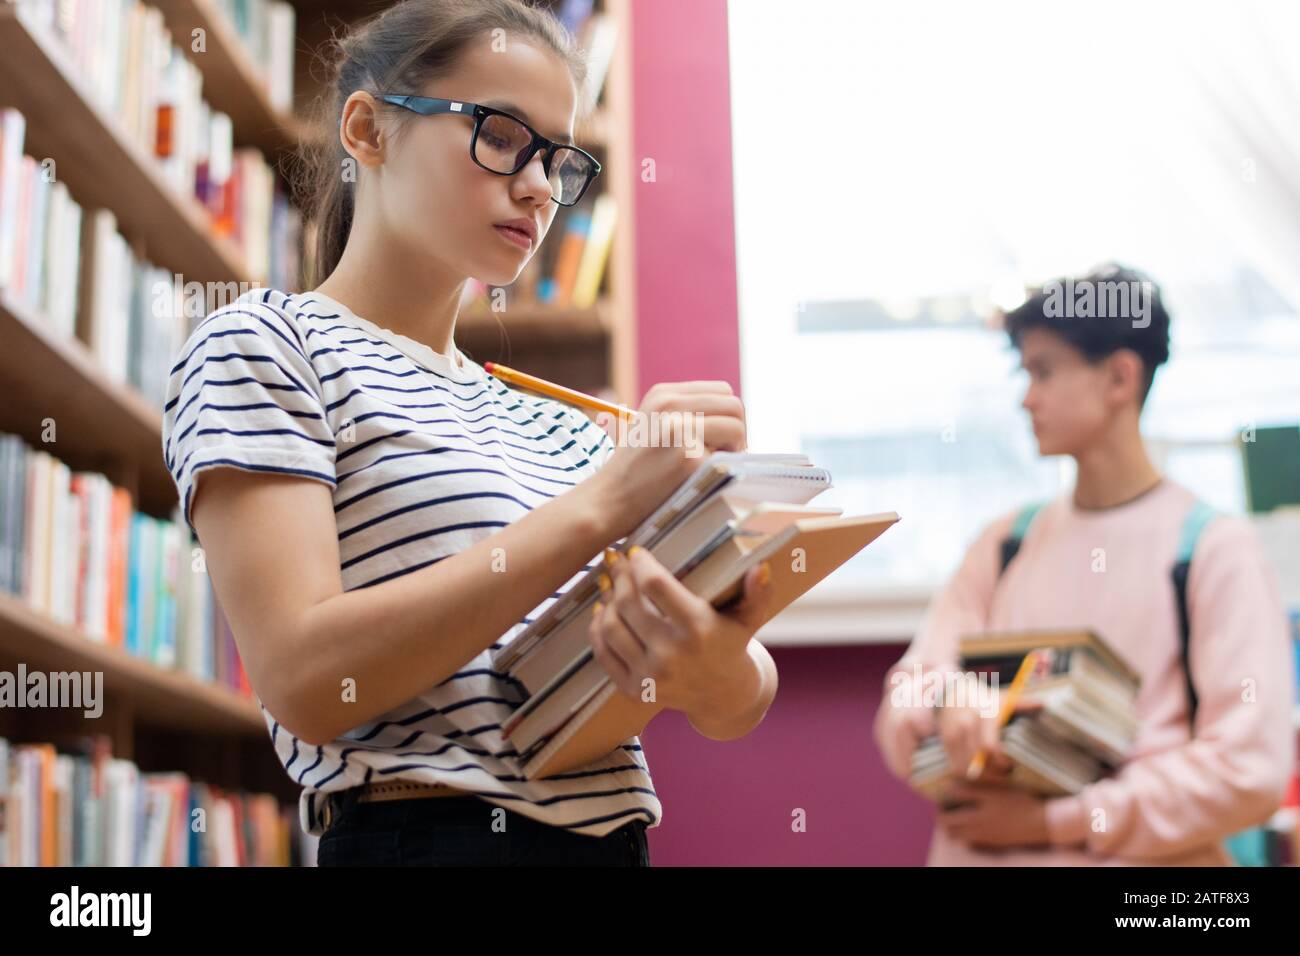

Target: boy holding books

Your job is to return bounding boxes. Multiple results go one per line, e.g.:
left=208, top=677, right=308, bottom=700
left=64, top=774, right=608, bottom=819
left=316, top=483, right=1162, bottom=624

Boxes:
left=873, top=264, right=1295, bottom=864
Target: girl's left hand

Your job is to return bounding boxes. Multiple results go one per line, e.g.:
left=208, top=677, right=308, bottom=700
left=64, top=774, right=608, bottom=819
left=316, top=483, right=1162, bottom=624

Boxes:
left=589, top=545, right=775, bottom=721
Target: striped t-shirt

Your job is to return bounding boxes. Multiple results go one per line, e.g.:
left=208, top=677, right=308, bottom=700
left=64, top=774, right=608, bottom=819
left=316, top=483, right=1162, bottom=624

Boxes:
left=160, top=287, right=660, bottom=837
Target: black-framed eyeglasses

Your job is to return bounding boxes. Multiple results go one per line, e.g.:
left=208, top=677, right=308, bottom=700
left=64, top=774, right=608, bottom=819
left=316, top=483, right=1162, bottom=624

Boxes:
left=378, top=94, right=601, bottom=207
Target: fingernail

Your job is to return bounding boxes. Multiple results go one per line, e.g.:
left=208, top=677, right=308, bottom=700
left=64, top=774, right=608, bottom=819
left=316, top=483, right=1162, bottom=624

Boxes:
left=599, top=573, right=612, bottom=593
left=628, top=545, right=644, bottom=558
left=604, top=547, right=621, bottom=564
left=757, top=561, right=771, bottom=587
left=593, top=600, right=603, bottom=615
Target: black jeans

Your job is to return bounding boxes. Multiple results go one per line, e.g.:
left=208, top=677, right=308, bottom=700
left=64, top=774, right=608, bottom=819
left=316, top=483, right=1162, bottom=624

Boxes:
left=316, top=790, right=651, bottom=866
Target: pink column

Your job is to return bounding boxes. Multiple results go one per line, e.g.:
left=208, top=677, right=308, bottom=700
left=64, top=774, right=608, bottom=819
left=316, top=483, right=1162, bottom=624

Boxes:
left=630, top=0, right=742, bottom=398
left=626, top=0, right=934, bottom=865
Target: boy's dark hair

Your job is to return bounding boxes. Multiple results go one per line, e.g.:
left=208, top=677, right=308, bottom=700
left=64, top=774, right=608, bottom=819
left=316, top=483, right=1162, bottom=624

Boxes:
left=1003, top=263, right=1171, bottom=407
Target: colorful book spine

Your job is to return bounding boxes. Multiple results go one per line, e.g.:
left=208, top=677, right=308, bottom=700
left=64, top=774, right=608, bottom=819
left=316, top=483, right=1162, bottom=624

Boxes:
left=0, top=432, right=246, bottom=692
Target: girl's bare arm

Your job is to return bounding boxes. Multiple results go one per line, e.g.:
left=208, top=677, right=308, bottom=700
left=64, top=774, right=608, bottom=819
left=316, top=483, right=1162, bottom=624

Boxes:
left=191, top=466, right=618, bottom=745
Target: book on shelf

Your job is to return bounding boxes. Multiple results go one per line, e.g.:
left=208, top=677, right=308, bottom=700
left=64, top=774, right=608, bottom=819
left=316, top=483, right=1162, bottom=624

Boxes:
left=0, top=108, right=26, bottom=290
left=0, top=430, right=249, bottom=696
left=463, top=193, right=617, bottom=316
left=492, top=451, right=900, bottom=779
left=908, top=629, right=1142, bottom=802
left=552, top=1, right=617, bottom=112
left=204, top=0, right=297, bottom=113
left=577, top=10, right=619, bottom=113
left=9, top=3, right=303, bottom=281
left=0, top=103, right=301, bottom=388
left=77, top=206, right=187, bottom=404
left=554, top=0, right=596, bottom=39
left=0, top=109, right=83, bottom=336
left=0, top=735, right=298, bottom=866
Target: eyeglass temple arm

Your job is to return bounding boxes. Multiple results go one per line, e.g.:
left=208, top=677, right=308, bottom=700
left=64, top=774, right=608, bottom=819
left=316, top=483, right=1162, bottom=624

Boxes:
left=378, top=94, right=473, bottom=116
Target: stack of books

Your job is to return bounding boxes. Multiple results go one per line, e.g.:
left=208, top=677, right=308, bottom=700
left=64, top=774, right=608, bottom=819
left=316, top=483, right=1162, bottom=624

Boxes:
left=910, top=629, right=1141, bottom=800
left=494, top=451, right=899, bottom=779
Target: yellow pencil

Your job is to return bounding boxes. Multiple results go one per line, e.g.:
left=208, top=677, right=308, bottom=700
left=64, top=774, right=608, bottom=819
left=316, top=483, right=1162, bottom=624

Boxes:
left=484, top=361, right=637, bottom=422
left=966, top=648, right=1041, bottom=781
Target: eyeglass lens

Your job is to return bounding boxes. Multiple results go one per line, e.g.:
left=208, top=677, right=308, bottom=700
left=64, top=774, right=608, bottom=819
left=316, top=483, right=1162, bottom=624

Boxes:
left=475, top=113, right=595, bottom=204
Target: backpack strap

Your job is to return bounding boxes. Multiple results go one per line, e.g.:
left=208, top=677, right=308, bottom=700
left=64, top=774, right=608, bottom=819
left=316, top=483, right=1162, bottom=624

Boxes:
left=1171, top=499, right=1217, bottom=728
left=998, top=502, right=1045, bottom=577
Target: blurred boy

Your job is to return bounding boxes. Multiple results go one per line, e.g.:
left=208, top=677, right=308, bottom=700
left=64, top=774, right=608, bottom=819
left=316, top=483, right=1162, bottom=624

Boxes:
left=873, top=264, right=1294, bottom=864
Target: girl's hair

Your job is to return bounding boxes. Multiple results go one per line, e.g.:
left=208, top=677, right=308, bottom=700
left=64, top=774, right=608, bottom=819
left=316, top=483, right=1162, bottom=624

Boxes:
left=296, top=0, right=588, bottom=285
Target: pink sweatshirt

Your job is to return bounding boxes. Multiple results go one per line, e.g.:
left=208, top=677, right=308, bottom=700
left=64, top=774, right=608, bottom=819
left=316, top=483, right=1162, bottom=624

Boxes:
left=874, top=478, right=1296, bottom=865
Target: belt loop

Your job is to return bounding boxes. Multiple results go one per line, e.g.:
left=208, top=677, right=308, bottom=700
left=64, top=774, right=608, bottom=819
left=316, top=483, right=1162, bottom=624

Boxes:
left=322, top=789, right=353, bottom=832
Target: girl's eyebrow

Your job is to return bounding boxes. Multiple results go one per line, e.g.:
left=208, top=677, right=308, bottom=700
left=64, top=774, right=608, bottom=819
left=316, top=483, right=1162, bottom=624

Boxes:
left=483, top=99, right=574, bottom=145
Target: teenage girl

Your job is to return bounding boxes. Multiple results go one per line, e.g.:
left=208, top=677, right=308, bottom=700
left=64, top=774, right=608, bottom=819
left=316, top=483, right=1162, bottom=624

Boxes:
left=161, top=0, right=778, bottom=866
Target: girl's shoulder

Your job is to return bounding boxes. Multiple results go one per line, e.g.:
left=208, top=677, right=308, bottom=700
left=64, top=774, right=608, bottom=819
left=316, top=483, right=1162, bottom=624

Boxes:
left=183, top=286, right=313, bottom=352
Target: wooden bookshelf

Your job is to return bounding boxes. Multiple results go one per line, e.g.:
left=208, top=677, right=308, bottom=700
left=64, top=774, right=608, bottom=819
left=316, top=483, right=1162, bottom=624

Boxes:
left=602, top=0, right=639, bottom=405
left=0, top=2, right=252, bottom=284
left=0, top=0, right=643, bottom=855
left=153, top=0, right=310, bottom=154
left=0, top=590, right=264, bottom=737
left=0, top=293, right=174, bottom=516
left=459, top=299, right=610, bottom=346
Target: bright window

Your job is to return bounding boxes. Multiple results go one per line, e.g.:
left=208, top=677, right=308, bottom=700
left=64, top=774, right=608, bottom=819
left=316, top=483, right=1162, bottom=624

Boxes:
left=728, top=0, right=1300, bottom=589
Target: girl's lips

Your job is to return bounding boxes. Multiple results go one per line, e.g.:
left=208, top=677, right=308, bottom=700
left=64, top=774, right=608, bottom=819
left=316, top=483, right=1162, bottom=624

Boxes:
left=493, top=224, right=533, bottom=249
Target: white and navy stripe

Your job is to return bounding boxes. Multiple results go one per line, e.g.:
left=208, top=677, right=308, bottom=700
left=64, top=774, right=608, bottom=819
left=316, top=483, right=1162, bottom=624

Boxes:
left=161, top=287, right=659, bottom=837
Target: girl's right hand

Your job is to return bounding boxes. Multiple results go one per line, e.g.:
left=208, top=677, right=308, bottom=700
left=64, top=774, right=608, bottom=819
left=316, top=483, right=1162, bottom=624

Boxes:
left=589, top=380, right=746, bottom=540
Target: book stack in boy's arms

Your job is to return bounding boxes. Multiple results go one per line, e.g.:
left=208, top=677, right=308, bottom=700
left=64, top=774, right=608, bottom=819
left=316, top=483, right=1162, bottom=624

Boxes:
left=909, top=629, right=1141, bottom=801
left=0, top=430, right=249, bottom=696
left=0, top=735, right=298, bottom=866
left=494, top=451, right=900, bottom=779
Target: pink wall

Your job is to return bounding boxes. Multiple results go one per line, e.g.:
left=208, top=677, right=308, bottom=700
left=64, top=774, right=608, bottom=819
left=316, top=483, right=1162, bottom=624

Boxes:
left=628, top=0, right=933, bottom=865
left=641, top=644, right=935, bottom=865
left=630, top=0, right=742, bottom=397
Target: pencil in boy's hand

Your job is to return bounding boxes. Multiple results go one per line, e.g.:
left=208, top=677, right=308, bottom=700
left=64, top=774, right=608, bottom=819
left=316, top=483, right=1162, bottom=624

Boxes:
left=484, top=361, right=637, bottom=422
left=965, top=648, right=1043, bottom=781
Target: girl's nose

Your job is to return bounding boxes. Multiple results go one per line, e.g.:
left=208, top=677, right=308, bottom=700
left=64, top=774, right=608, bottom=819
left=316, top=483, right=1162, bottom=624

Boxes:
left=512, top=150, right=554, bottom=205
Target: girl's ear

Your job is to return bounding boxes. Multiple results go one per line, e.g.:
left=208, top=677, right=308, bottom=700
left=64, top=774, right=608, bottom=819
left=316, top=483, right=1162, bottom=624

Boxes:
left=339, top=91, right=386, bottom=171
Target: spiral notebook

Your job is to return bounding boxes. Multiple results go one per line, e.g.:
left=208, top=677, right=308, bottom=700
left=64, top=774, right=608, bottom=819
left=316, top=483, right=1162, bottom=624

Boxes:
left=491, top=452, right=900, bottom=779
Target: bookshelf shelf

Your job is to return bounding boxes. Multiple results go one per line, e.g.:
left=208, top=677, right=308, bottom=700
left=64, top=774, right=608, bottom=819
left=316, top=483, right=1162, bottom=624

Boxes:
left=458, top=300, right=610, bottom=346
left=0, top=590, right=265, bottom=736
left=0, top=3, right=251, bottom=284
left=153, top=0, right=308, bottom=155
left=0, top=292, right=175, bottom=516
